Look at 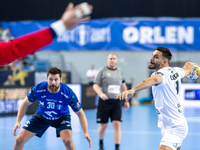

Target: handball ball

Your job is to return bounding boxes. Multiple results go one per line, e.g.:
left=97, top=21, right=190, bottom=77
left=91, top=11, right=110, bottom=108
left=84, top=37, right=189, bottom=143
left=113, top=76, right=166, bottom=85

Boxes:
left=187, top=65, right=200, bottom=81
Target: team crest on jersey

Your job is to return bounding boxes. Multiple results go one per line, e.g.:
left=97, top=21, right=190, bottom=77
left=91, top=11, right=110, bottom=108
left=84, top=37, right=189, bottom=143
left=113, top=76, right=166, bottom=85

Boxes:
left=57, top=104, right=63, bottom=110
left=77, top=102, right=81, bottom=108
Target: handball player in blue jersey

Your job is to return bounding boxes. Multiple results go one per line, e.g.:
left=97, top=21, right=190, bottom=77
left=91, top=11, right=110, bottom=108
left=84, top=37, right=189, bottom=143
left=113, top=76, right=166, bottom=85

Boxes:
left=12, top=67, right=92, bottom=150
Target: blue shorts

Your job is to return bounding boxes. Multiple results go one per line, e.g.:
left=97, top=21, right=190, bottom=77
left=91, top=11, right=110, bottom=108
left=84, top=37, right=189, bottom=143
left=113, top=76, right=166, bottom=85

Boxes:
left=23, top=112, right=72, bottom=138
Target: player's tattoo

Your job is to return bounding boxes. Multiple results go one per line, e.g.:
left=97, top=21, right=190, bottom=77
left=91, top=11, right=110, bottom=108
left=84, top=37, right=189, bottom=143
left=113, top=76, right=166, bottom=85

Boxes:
left=142, top=80, right=146, bottom=82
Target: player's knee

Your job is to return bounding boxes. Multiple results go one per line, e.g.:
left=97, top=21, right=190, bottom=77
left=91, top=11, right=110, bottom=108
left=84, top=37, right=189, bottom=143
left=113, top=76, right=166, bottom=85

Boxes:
left=112, top=121, right=120, bottom=130
left=62, top=138, right=73, bottom=147
left=100, top=124, right=107, bottom=131
left=15, top=136, right=26, bottom=145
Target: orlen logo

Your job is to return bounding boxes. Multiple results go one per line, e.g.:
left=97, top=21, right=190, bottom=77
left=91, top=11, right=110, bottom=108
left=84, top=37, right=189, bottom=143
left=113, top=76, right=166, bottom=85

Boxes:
left=123, top=26, right=194, bottom=44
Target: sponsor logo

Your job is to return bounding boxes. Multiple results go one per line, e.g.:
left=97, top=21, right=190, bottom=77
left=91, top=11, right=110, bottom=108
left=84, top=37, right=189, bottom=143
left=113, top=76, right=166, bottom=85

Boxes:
left=39, top=101, right=44, bottom=107
left=123, top=26, right=194, bottom=44
left=36, top=89, right=46, bottom=92
left=41, top=95, right=46, bottom=98
left=177, top=103, right=182, bottom=113
left=173, top=143, right=178, bottom=148
left=57, top=104, right=63, bottom=110
left=97, top=118, right=101, bottom=121
left=57, top=25, right=111, bottom=46
left=44, top=111, right=57, bottom=117
left=24, top=121, right=30, bottom=127
left=61, top=92, right=69, bottom=99
left=42, top=115, right=59, bottom=120
left=46, top=99, right=57, bottom=102
left=156, top=109, right=160, bottom=114
left=61, top=120, right=70, bottom=124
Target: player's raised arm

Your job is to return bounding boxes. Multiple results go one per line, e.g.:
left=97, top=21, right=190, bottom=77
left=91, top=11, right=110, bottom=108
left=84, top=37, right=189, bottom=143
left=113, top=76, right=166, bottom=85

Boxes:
left=0, top=2, right=93, bottom=66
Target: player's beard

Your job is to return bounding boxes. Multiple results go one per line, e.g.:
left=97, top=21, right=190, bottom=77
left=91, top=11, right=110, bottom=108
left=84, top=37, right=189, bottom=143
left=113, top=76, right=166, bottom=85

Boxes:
left=48, top=84, right=60, bottom=93
left=148, top=61, right=161, bottom=70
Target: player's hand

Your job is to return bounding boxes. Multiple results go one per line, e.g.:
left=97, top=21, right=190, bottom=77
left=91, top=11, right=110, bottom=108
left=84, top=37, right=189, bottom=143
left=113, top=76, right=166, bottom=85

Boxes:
left=61, top=2, right=93, bottom=30
left=84, top=133, right=92, bottom=148
left=100, top=93, right=108, bottom=101
left=117, top=89, right=135, bottom=101
left=13, top=122, right=21, bottom=136
left=124, top=101, right=130, bottom=111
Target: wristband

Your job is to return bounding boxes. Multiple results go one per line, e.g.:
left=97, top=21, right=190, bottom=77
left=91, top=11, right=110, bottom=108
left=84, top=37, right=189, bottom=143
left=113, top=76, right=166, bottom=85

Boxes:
left=50, top=20, right=66, bottom=36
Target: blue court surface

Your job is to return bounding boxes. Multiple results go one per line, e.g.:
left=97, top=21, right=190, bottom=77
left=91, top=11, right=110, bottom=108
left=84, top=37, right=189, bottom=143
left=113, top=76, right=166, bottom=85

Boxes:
left=1, top=105, right=200, bottom=150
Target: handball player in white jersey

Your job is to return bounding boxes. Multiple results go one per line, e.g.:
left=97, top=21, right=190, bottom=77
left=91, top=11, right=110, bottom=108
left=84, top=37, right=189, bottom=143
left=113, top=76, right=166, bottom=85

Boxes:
left=118, top=47, right=200, bottom=150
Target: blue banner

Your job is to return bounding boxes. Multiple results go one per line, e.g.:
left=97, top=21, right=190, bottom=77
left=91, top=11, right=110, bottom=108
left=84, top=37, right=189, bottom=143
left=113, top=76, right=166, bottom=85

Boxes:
left=1, top=18, right=200, bottom=50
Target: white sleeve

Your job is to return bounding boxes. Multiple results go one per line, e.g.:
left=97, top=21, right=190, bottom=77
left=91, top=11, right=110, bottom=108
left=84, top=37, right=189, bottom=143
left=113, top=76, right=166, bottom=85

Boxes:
left=50, top=20, right=66, bottom=36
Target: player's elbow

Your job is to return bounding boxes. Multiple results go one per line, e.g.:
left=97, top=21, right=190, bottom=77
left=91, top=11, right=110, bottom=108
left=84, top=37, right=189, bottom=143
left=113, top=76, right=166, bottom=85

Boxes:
left=76, top=108, right=84, bottom=117
left=152, top=76, right=162, bottom=85
left=93, top=83, right=98, bottom=90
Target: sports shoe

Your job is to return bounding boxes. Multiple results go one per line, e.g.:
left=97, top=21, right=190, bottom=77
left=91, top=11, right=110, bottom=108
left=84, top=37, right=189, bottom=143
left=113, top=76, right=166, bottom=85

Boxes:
left=99, top=144, right=104, bottom=150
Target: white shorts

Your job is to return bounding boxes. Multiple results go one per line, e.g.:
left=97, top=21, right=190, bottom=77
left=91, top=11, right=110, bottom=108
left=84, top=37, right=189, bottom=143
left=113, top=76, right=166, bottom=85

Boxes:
left=160, top=125, right=188, bottom=150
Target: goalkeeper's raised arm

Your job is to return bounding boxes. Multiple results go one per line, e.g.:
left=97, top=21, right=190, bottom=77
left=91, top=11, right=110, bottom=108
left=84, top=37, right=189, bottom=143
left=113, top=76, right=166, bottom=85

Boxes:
left=0, top=2, right=93, bottom=66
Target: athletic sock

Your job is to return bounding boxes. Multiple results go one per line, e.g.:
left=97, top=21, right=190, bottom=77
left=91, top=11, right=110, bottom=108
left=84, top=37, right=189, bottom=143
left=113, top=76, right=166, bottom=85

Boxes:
left=99, top=139, right=103, bottom=149
left=115, top=144, right=120, bottom=150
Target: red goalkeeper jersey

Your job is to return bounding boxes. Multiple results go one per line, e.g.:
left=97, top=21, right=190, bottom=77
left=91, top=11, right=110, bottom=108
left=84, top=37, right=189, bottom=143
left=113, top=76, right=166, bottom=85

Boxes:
left=0, top=27, right=54, bottom=66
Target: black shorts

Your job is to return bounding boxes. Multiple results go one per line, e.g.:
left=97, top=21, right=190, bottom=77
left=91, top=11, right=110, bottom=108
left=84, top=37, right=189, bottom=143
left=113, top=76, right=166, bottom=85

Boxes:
left=97, top=98, right=122, bottom=123
left=23, top=112, right=72, bottom=138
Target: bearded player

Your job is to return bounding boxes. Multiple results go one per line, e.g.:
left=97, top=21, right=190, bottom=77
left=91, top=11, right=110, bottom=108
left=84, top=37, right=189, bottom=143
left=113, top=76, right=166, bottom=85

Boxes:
left=118, top=47, right=200, bottom=150
left=13, top=67, right=92, bottom=150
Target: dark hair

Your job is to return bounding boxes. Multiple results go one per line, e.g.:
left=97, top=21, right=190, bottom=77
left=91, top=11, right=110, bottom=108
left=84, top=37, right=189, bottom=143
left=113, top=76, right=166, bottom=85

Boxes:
left=47, top=67, right=62, bottom=78
left=155, top=47, right=172, bottom=62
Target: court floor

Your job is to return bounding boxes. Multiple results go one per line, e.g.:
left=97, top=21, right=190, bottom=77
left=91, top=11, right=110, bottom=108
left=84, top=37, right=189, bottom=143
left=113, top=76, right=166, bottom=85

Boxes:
left=0, top=104, right=200, bottom=150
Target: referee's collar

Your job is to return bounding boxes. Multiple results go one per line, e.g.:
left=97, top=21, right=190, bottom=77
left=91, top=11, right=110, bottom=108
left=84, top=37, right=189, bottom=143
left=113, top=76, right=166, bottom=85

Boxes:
left=107, top=66, right=117, bottom=70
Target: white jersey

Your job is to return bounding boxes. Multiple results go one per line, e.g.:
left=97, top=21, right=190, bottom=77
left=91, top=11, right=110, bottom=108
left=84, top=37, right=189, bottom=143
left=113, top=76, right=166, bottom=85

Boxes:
left=151, top=67, right=187, bottom=129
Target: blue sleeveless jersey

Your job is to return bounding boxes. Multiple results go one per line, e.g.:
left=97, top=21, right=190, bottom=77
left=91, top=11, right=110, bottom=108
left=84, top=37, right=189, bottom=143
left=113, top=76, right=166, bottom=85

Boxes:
left=27, top=81, right=82, bottom=120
